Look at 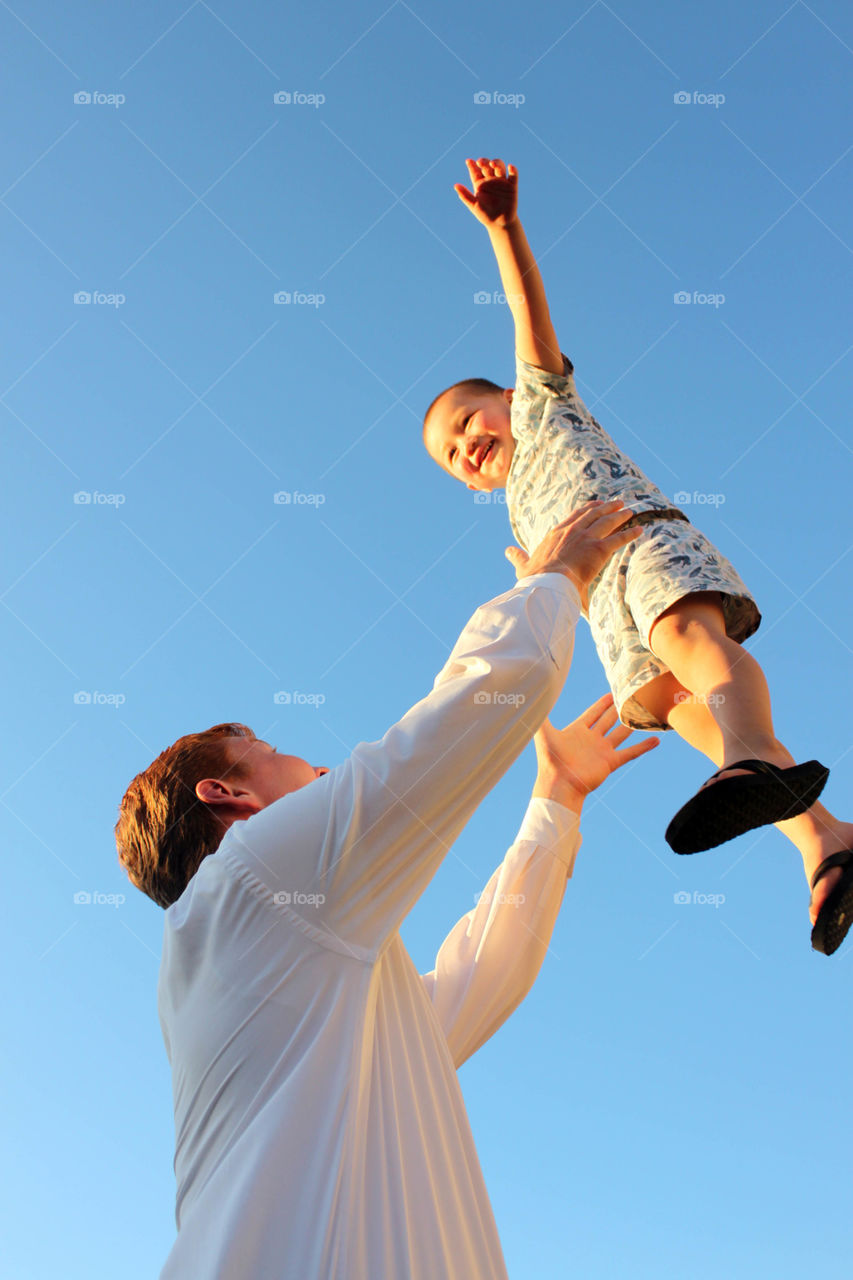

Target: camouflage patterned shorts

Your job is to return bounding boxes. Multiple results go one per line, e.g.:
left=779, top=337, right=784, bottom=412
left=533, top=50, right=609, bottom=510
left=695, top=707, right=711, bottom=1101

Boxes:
left=585, top=513, right=762, bottom=732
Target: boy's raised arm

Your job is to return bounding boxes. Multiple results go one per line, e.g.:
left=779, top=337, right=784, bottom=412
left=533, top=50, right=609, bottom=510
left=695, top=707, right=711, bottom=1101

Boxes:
left=455, top=157, right=564, bottom=375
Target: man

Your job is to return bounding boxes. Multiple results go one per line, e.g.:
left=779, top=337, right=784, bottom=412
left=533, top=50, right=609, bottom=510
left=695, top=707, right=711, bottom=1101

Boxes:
left=116, top=499, right=657, bottom=1279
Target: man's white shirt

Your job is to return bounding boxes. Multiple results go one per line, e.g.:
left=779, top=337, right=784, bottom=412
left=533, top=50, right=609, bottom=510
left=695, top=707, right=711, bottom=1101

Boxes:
left=158, top=573, right=582, bottom=1279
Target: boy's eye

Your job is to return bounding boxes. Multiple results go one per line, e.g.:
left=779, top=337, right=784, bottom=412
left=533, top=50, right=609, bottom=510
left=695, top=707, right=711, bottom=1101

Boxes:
left=449, top=447, right=457, bottom=462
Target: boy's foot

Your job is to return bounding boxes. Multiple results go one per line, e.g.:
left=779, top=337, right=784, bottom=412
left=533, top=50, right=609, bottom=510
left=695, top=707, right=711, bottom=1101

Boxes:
left=810, top=850, right=853, bottom=955
left=665, top=758, right=830, bottom=855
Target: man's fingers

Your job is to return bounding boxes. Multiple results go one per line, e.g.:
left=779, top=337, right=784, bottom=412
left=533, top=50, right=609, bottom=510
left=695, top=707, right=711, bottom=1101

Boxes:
left=548, top=500, right=610, bottom=528
left=596, top=706, right=622, bottom=735
left=564, top=499, right=627, bottom=533
left=586, top=505, right=638, bottom=535
left=505, top=545, right=526, bottom=565
left=580, top=691, right=615, bottom=727
left=601, top=524, right=643, bottom=549
left=615, top=737, right=660, bottom=766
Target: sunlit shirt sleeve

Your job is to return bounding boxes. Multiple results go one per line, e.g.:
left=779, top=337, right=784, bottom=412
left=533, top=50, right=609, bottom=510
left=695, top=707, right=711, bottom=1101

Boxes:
left=225, top=573, right=581, bottom=958
left=420, top=796, right=580, bottom=1068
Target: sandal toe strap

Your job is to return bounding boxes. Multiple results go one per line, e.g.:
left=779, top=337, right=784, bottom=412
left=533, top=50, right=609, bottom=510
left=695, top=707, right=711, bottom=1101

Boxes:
left=811, top=848, right=853, bottom=893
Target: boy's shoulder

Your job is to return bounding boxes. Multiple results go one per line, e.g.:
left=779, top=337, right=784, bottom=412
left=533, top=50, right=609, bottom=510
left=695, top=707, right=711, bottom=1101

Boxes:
left=513, top=351, right=576, bottom=400
left=512, top=352, right=581, bottom=429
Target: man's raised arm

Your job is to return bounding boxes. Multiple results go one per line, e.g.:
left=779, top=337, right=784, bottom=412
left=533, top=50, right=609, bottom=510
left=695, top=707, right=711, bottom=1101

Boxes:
left=421, top=695, right=659, bottom=1068
left=225, top=504, right=641, bottom=957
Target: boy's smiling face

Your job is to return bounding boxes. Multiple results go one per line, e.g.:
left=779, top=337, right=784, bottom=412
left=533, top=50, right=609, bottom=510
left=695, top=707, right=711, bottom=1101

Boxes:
left=424, top=385, right=516, bottom=491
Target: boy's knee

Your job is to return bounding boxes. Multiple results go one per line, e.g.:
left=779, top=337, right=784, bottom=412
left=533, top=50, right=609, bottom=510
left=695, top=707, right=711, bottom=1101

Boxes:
left=648, top=592, right=726, bottom=653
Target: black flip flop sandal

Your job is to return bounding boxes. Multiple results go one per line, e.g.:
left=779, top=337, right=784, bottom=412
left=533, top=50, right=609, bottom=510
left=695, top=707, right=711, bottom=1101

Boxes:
left=665, top=758, right=830, bottom=855
left=811, top=849, right=853, bottom=956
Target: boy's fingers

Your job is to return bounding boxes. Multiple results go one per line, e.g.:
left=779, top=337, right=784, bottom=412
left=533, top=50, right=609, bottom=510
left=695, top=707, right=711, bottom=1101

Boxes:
left=454, top=184, right=477, bottom=207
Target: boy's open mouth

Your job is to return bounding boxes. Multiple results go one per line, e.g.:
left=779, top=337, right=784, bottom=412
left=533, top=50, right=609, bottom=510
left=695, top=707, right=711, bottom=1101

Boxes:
left=474, top=440, right=494, bottom=470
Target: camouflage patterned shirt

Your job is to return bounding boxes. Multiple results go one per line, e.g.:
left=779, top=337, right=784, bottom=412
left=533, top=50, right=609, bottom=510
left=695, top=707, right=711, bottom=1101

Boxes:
left=506, top=353, right=681, bottom=553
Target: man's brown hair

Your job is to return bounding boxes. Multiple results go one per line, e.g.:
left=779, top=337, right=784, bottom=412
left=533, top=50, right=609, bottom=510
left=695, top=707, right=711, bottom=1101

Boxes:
left=115, top=723, right=255, bottom=909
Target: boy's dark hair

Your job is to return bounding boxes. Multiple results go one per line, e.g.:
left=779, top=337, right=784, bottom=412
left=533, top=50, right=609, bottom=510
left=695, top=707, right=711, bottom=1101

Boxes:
left=115, top=723, right=255, bottom=909
left=422, top=378, right=505, bottom=433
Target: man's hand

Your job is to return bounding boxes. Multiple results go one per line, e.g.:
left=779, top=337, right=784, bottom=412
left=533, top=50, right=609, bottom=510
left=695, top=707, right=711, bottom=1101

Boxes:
left=505, top=499, right=640, bottom=611
left=454, top=157, right=518, bottom=230
left=532, top=693, right=660, bottom=814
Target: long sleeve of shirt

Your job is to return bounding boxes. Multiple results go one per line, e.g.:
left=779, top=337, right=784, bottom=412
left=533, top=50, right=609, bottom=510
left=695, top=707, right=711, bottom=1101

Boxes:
left=421, top=797, right=580, bottom=1069
left=226, top=572, right=581, bottom=958
left=158, top=571, right=583, bottom=1280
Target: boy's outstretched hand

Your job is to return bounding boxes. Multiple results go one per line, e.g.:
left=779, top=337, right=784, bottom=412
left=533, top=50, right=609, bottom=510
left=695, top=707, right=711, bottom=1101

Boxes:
left=455, top=157, right=518, bottom=230
left=532, top=693, right=659, bottom=813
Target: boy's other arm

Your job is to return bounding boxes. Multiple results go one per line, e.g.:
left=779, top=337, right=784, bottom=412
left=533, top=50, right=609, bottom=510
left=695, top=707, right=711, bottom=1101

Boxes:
left=456, top=157, right=564, bottom=375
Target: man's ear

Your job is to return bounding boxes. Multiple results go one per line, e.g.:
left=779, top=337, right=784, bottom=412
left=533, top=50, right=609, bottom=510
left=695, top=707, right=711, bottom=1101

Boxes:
left=197, top=768, right=258, bottom=819
left=196, top=777, right=254, bottom=811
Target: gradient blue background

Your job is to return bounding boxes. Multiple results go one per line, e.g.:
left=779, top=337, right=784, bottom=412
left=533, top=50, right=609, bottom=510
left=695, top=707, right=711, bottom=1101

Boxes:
left=2, top=2, right=851, bottom=1276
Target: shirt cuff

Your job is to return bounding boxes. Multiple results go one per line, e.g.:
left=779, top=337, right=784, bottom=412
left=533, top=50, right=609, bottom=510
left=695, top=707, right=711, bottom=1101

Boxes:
left=515, top=795, right=582, bottom=876
left=517, top=571, right=582, bottom=615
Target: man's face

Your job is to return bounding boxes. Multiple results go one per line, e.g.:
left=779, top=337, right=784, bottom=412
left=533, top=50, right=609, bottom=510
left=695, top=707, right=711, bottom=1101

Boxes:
left=197, top=735, right=329, bottom=820
left=424, top=386, right=515, bottom=491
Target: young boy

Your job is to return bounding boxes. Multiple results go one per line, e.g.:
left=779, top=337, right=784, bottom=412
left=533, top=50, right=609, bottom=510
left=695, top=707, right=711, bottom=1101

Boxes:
left=423, top=157, right=853, bottom=955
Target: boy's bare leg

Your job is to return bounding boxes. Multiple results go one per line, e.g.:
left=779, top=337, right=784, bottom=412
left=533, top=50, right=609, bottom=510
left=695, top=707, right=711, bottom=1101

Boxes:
left=633, top=651, right=851, bottom=926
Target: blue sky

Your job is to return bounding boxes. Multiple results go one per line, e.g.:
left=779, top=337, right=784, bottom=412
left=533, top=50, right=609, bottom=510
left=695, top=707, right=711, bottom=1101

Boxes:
left=2, top=2, right=852, bottom=1276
